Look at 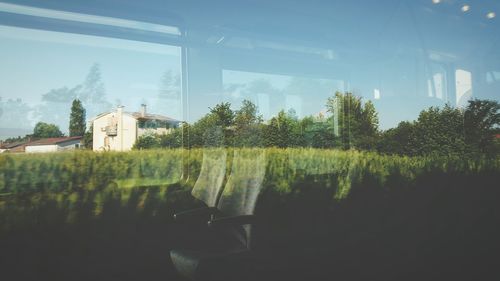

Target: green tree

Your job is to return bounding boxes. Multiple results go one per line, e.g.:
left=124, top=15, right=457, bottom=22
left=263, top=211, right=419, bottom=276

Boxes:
left=357, top=100, right=379, bottom=149
left=208, top=102, right=234, bottom=128
left=188, top=115, right=214, bottom=148
left=234, top=100, right=263, bottom=147
left=83, top=125, right=93, bottom=149
left=264, top=110, right=298, bottom=148
left=33, top=122, right=64, bottom=138
left=69, top=99, right=86, bottom=136
left=234, top=100, right=260, bottom=127
left=410, top=105, right=466, bottom=156
left=326, top=92, right=379, bottom=150
left=299, top=116, right=337, bottom=148
left=464, top=99, right=500, bottom=154
left=377, top=121, right=416, bottom=155
left=133, top=133, right=160, bottom=150
left=209, top=102, right=235, bottom=146
left=188, top=102, right=235, bottom=147
left=159, top=126, right=184, bottom=148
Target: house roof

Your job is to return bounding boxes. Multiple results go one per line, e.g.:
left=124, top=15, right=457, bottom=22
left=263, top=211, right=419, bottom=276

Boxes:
left=8, top=145, right=27, bottom=153
left=0, top=140, right=29, bottom=149
left=130, top=112, right=180, bottom=122
left=26, top=136, right=82, bottom=146
left=91, top=110, right=180, bottom=123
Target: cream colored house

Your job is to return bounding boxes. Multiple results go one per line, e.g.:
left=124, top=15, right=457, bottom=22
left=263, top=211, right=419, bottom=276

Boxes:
left=91, top=104, right=180, bottom=151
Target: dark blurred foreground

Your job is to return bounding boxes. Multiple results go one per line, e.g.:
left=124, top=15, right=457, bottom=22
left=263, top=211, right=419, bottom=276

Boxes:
left=1, top=171, right=499, bottom=281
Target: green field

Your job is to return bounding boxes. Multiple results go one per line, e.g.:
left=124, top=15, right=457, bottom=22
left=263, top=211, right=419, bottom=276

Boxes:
left=1, top=148, right=499, bottom=280
left=2, top=148, right=498, bottom=193
left=1, top=148, right=498, bottom=230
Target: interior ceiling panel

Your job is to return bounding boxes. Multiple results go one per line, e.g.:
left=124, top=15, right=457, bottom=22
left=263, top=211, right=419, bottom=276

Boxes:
left=1, top=0, right=499, bottom=63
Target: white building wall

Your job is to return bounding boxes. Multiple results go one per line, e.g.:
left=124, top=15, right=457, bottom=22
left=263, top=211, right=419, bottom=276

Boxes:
left=93, top=111, right=138, bottom=151
left=25, top=140, right=81, bottom=153
left=57, top=140, right=82, bottom=151
left=25, top=144, right=59, bottom=153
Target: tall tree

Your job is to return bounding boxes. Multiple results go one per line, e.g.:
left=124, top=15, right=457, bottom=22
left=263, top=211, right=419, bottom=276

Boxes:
left=81, top=63, right=105, bottom=104
left=357, top=100, right=379, bottom=149
left=234, top=100, right=263, bottom=147
left=234, top=100, right=260, bottom=127
left=208, top=102, right=235, bottom=146
left=326, top=92, right=379, bottom=149
left=81, top=63, right=111, bottom=119
left=69, top=99, right=86, bottom=136
left=263, top=110, right=298, bottom=148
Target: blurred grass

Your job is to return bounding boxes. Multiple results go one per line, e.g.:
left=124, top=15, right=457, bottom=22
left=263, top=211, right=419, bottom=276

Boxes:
left=0, top=148, right=499, bottom=280
left=1, top=148, right=498, bottom=232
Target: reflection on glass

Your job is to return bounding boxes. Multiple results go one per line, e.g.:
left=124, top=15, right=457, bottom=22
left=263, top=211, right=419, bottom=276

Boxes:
left=0, top=1, right=499, bottom=279
left=456, top=69, right=472, bottom=107
left=0, top=26, right=181, bottom=139
left=191, top=148, right=227, bottom=208
left=0, top=2, right=181, bottom=35
left=218, top=149, right=266, bottom=216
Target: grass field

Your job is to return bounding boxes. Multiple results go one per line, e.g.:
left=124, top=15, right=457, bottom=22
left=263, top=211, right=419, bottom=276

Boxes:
left=0, top=148, right=499, bottom=280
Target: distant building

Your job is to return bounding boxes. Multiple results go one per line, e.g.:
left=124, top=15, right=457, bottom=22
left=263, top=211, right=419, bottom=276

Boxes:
left=91, top=104, right=180, bottom=151
left=24, top=136, right=82, bottom=153
left=0, top=140, right=29, bottom=153
left=0, top=137, right=82, bottom=153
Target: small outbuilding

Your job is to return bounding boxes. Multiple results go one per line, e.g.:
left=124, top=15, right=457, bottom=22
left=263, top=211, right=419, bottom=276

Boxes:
left=24, top=136, right=82, bottom=153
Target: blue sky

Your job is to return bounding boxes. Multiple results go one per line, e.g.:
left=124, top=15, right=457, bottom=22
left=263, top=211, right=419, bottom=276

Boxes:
left=0, top=0, right=499, bottom=137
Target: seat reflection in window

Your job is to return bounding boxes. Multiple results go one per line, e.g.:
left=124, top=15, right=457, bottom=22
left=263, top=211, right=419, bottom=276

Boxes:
left=171, top=125, right=227, bottom=221
left=170, top=148, right=266, bottom=281
left=190, top=147, right=227, bottom=209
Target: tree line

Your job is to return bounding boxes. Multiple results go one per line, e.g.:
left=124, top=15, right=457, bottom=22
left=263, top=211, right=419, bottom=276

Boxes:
left=134, top=92, right=500, bottom=157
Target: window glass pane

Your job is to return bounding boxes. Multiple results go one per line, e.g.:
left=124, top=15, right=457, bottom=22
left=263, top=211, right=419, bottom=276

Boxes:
left=0, top=4, right=183, bottom=187
left=1, top=1, right=500, bottom=279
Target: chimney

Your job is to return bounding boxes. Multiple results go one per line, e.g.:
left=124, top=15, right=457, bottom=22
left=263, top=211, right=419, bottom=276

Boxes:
left=117, top=105, right=124, bottom=116
left=117, top=105, right=124, bottom=151
left=140, top=104, right=147, bottom=117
